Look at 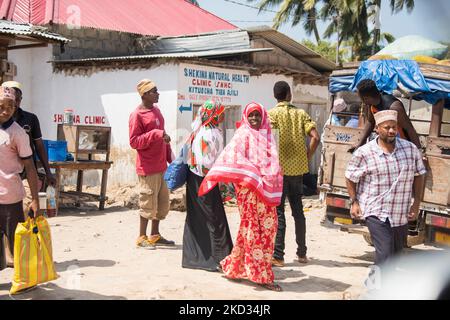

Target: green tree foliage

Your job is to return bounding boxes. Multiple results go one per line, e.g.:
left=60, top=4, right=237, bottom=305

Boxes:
left=320, top=0, right=370, bottom=61
left=301, top=39, right=349, bottom=63
left=186, top=0, right=200, bottom=6
left=250, top=0, right=414, bottom=61
left=389, top=0, right=414, bottom=13
left=344, top=31, right=396, bottom=61
left=254, top=0, right=321, bottom=43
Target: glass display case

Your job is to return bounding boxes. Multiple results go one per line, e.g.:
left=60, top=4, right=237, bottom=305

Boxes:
left=57, top=124, right=111, bottom=161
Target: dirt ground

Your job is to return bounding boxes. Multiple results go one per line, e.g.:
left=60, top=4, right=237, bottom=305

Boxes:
left=0, top=195, right=439, bottom=300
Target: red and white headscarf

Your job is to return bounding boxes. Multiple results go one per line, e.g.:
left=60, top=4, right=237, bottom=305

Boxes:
left=198, top=102, right=283, bottom=206
left=188, top=100, right=225, bottom=177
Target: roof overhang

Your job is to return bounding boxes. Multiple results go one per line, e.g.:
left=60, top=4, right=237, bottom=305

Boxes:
left=0, top=19, right=70, bottom=50
left=51, top=47, right=273, bottom=65
left=257, top=65, right=329, bottom=86
left=246, top=25, right=336, bottom=73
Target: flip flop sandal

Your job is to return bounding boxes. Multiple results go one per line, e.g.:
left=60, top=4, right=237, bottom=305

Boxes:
left=261, top=283, right=283, bottom=292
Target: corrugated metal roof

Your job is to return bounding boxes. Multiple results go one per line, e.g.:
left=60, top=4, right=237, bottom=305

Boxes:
left=0, top=19, right=69, bottom=43
left=247, top=26, right=336, bottom=72
left=142, top=30, right=251, bottom=55
left=52, top=48, right=273, bottom=64
left=0, top=0, right=237, bottom=37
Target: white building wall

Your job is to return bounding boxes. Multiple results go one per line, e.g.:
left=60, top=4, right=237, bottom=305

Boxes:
left=9, top=47, right=328, bottom=187
left=249, top=73, right=293, bottom=111
left=9, top=47, right=179, bottom=186
left=8, top=42, right=33, bottom=111
left=293, top=83, right=328, bottom=105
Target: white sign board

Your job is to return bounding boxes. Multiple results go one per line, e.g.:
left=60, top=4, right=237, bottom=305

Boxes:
left=177, top=63, right=250, bottom=114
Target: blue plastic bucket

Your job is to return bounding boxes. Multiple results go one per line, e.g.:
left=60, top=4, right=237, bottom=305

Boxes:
left=44, top=140, right=67, bottom=162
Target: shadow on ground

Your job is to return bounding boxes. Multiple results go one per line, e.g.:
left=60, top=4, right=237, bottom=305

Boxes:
left=273, top=268, right=305, bottom=280
left=55, top=259, right=117, bottom=272
left=219, top=270, right=351, bottom=294
left=0, top=282, right=126, bottom=300
left=284, top=258, right=371, bottom=268
left=342, top=251, right=375, bottom=263
left=0, top=282, right=10, bottom=292
left=55, top=205, right=131, bottom=218
left=278, top=275, right=352, bottom=293
left=154, top=244, right=183, bottom=251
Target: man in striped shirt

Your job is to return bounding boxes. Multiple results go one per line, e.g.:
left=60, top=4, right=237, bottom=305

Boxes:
left=345, top=110, right=426, bottom=266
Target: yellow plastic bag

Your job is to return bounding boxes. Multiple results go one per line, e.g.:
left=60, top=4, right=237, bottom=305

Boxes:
left=412, top=55, right=439, bottom=64
left=10, top=216, right=58, bottom=294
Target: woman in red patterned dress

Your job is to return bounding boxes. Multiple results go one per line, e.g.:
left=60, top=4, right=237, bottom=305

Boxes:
left=199, top=102, right=283, bottom=291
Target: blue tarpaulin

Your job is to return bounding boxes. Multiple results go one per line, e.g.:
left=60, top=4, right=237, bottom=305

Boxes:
left=329, top=60, right=450, bottom=109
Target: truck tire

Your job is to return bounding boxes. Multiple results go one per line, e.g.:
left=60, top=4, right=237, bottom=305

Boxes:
left=363, top=233, right=374, bottom=246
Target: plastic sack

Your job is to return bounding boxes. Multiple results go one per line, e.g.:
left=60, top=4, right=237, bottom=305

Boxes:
left=376, top=35, right=448, bottom=60
left=437, top=59, right=450, bottom=66
left=10, top=216, right=58, bottom=294
left=164, top=144, right=189, bottom=191
left=413, top=55, right=439, bottom=64
left=368, top=54, right=397, bottom=60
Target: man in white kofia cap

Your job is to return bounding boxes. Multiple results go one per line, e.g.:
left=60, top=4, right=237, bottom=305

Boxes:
left=345, top=109, right=427, bottom=273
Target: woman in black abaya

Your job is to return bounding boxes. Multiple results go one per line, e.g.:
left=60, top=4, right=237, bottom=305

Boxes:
left=182, top=100, right=233, bottom=271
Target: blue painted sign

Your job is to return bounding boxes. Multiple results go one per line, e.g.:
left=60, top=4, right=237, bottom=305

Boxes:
left=179, top=103, right=192, bottom=114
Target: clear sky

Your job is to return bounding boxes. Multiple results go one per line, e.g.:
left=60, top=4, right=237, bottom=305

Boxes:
left=198, top=0, right=450, bottom=43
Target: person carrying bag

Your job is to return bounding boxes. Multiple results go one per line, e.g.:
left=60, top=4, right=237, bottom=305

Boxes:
left=10, top=211, right=58, bottom=294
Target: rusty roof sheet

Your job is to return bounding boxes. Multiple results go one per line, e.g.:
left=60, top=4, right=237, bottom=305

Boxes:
left=0, top=19, right=69, bottom=43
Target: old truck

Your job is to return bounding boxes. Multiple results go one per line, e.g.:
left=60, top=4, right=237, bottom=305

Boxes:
left=318, top=60, right=450, bottom=247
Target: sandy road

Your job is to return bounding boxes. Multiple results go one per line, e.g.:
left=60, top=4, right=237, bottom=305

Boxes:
left=0, top=196, right=436, bottom=300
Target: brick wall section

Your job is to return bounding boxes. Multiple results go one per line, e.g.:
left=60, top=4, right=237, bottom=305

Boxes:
left=49, top=24, right=148, bottom=60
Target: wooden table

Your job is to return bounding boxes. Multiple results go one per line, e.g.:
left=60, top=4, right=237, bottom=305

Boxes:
left=48, top=160, right=113, bottom=213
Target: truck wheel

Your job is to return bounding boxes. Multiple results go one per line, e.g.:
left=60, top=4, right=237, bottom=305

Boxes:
left=363, top=233, right=374, bottom=246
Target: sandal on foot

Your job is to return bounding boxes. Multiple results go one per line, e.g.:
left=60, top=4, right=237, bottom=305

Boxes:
left=148, top=234, right=175, bottom=246
left=261, top=283, right=283, bottom=292
left=136, top=236, right=156, bottom=250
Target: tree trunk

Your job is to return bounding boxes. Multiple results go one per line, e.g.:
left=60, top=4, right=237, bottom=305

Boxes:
left=314, top=24, right=321, bottom=43
left=371, top=28, right=380, bottom=55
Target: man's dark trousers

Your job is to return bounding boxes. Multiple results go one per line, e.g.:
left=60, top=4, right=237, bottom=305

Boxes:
left=365, top=216, right=408, bottom=266
left=273, top=175, right=306, bottom=261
